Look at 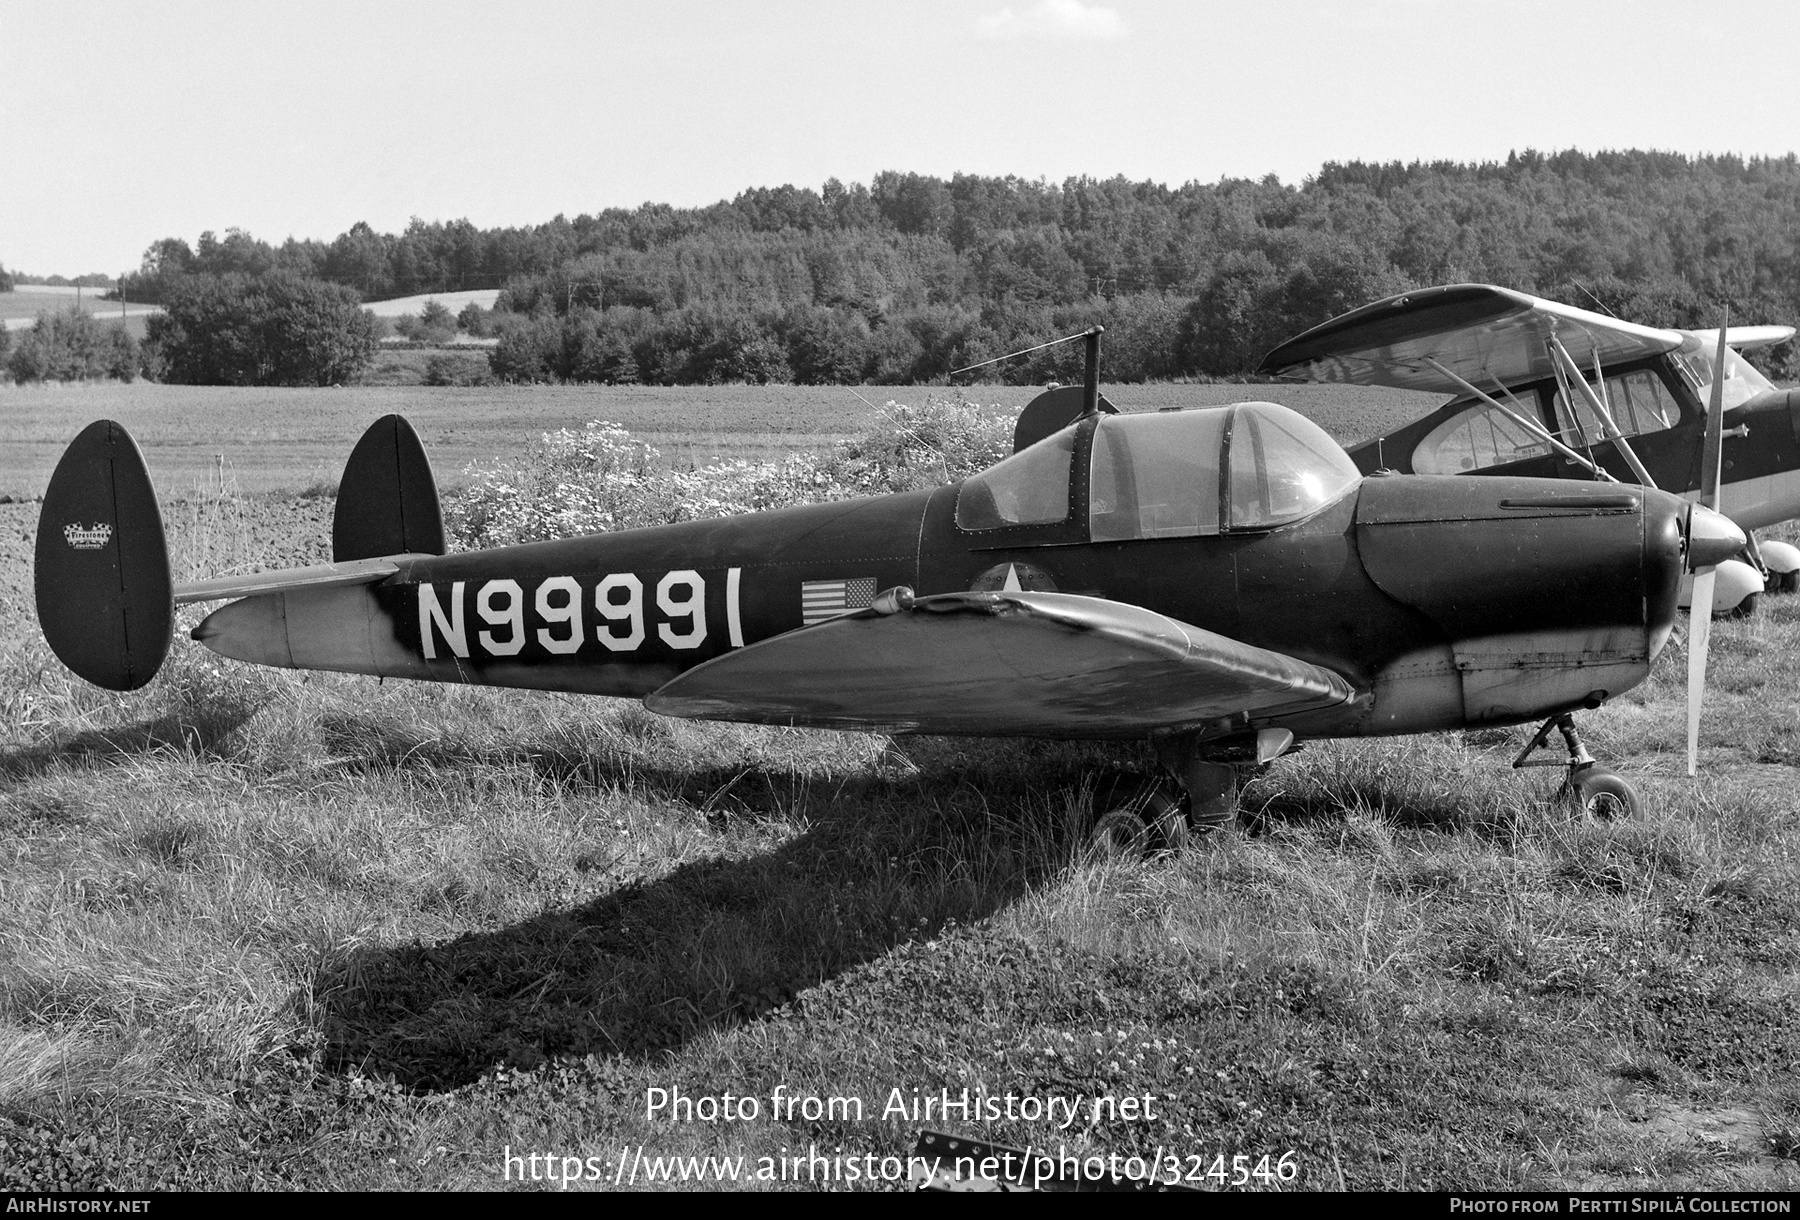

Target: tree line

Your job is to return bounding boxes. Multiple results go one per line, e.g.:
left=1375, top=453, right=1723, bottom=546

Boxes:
left=24, top=149, right=1800, bottom=386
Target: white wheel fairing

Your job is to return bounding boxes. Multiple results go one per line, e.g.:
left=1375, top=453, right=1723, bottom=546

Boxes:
left=1678, top=559, right=1763, bottom=615
left=1759, top=539, right=1800, bottom=575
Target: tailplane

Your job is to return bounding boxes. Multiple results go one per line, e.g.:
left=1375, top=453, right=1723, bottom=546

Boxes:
left=35, top=420, right=174, bottom=690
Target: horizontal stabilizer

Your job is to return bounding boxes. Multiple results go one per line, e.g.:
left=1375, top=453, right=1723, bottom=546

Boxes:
left=645, top=590, right=1356, bottom=737
left=334, top=415, right=445, bottom=562
left=35, top=420, right=173, bottom=690
left=175, top=555, right=406, bottom=604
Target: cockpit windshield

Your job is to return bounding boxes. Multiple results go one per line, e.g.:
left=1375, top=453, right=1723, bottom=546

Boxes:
left=1672, top=342, right=1777, bottom=412
left=1225, top=404, right=1364, bottom=529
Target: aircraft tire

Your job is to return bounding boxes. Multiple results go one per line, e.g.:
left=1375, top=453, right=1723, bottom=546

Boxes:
left=1089, top=810, right=1150, bottom=859
left=1724, top=593, right=1760, bottom=621
left=1781, top=571, right=1800, bottom=595
left=1573, top=768, right=1640, bottom=820
left=1143, top=788, right=1191, bottom=852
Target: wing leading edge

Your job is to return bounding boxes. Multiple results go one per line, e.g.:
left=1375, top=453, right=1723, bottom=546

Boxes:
left=644, top=590, right=1357, bottom=737
left=1258, top=284, right=1683, bottom=394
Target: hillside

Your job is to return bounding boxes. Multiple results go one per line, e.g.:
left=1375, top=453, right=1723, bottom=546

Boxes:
left=109, top=151, right=1800, bottom=384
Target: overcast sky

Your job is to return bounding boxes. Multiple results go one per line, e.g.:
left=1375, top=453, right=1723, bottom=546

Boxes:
left=4, top=0, right=1798, bottom=275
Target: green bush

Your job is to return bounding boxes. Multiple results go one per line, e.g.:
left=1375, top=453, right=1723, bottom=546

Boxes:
left=4, top=308, right=137, bottom=383
left=456, top=300, right=491, bottom=336
left=422, top=353, right=493, bottom=386
left=413, top=299, right=456, bottom=344
left=451, top=394, right=1010, bottom=548
left=147, top=272, right=376, bottom=386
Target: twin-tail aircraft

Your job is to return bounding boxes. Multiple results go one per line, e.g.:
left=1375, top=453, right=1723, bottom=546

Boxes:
left=1259, top=283, right=1800, bottom=618
left=34, top=329, right=1745, bottom=847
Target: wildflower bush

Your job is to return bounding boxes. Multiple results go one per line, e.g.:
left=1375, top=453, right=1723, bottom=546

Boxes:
left=451, top=395, right=1012, bottom=548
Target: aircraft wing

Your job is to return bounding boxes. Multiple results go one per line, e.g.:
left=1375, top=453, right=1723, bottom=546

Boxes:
left=1682, top=325, right=1797, bottom=352
left=644, top=590, right=1357, bottom=737
left=1258, top=283, right=1684, bottom=394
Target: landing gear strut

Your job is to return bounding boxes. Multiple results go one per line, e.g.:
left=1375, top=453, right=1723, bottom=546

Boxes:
left=1512, top=712, right=1641, bottom=819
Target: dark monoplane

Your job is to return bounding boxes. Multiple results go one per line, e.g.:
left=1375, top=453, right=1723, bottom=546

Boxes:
left=34, top=333, right=1745, bottom=840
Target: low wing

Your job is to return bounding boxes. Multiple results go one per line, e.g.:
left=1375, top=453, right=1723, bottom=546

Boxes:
left=645, top=590, right=1357, bottom=737
left=1258, top=284, right=1683, bottom=394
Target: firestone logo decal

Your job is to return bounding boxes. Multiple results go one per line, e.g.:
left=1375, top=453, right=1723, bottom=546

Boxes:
left=63, top=522, right=113, bottom=550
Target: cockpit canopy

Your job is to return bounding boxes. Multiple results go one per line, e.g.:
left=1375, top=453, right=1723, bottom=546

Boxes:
left=957, top=401, right=1361, bottom=539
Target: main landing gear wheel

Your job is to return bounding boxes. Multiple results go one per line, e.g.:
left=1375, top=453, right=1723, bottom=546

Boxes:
left=1726, top=593, right=1760, bottom=620
left=1569, top=766, right=1640, bottom=820
left=1514, top=712, right=1641, bottom=820
left=1089, top=808, right=1152, bottom=859
left=1086, top=772, right=1192, bottom=858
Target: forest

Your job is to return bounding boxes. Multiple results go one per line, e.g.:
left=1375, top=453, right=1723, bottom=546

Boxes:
left=113, top=150, right=1800, bottom=384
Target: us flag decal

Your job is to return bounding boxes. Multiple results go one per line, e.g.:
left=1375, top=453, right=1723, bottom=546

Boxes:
left=801, top=577, right=877, bottom=624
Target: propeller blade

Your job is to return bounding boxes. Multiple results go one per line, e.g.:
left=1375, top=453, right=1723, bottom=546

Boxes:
left=1686, top=567, right=1716, bottom=777
left=1686, top=307, right=1734, bottom=779
left=1699, top=307, right=1730, bottom=511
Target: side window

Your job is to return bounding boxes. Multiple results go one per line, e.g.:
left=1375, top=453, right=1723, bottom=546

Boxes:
left=956, top=427, right=1076, bottom=530
left=1412, top=395, right=1552, bottom=474
left=1553, top=368, right=1681, bottom=443
left=1089, top=411, right=1226, bottom=541
left=1605, top=369, right=1680, bottom=436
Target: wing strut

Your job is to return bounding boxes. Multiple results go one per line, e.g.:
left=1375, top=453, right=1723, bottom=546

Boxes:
left=1422, top=358, right=1618, bottom=482
left=1546, top=335, right=1659, bottom=489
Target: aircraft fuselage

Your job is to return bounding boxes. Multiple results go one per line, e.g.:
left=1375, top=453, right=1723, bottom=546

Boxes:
left=195, top=469, right=1692, bottom=743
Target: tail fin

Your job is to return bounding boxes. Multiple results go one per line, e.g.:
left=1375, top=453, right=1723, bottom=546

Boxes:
left=35, top=420, right=174, bottom=690
left=333, top=414, right=445, bottom=561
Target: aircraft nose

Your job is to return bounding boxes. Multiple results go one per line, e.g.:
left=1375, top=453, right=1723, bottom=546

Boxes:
left=1687, top=504, right=1746, bottom=570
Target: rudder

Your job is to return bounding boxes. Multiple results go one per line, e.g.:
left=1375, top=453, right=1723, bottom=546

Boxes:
left=333, top=414, right=445, bottom=561
left=35, top=420, right=174, bottom=690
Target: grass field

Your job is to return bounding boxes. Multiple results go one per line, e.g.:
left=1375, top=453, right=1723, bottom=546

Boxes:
left=363, top=289, right=501, bottom=318
left=0, top=381, right=1438, bottom=499
left=0, top=391, right=1794, bottom=1192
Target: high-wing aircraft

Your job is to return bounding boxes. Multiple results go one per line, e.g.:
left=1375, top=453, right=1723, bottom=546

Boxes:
left=33, top=339, right=1746, bottom=844
left=1259, top=284, right=1800, bottom=617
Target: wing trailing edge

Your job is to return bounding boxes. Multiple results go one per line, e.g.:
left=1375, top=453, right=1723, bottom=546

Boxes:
left=645, top=589, right=1357, bottom=737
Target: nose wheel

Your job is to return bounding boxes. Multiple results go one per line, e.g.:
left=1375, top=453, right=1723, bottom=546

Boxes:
left=1513, top=713, right=1641, bottom=819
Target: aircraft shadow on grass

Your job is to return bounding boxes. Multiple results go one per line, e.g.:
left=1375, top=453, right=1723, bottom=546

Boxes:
left=305, top=710, right=1547, bottom=1092
left=309, top=722, right=1103, bottom=1092
left=0, top=703, right=263, bottom=788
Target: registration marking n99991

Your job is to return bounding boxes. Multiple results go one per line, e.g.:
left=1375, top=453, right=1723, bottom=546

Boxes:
left=419, top=568, right=742, bottom=660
